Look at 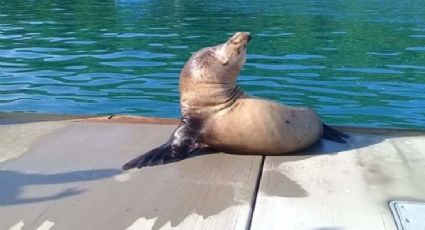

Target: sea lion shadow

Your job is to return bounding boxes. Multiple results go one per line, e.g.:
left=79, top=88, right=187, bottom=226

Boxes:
left=265, top=131, right=387, bottom=172
left=257, top=132, right=386, bottom=198
left=197, top=131, right=386, bottom=161
left=287, top=131, right=386, bottom=158
left=0, top=169, right=121, bottom=206
left=261, top=170, right=310, bottom=198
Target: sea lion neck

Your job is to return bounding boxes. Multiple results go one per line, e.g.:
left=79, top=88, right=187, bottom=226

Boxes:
left=179, top=32, right=250, bottom=116
left=180, top=76, right=245, bottom=117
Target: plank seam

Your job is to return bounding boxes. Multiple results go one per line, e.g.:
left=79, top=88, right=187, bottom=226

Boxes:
left=246, top=155, right=265, bottom=230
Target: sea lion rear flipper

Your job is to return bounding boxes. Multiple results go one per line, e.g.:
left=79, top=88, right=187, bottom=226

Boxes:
left=322, top=123, right=349, bottom=143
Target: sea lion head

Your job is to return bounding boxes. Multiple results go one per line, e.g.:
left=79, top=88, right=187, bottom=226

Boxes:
left=209, top=32, right=251, bottom=83
left=180, top=32, right=251, bottom=114
left=181, top=32, right=251, bottom=84
left=215, top=32, right=251, bottom=70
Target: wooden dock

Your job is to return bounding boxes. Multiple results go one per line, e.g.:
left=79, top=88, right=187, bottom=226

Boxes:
left=1, top=116, right=424, bottom=230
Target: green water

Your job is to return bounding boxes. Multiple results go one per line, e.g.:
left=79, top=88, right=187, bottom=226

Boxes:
left=1, top=0, right=425, bottom=129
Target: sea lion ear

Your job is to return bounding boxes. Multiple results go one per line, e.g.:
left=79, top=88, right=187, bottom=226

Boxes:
left=220, top=57, right=229, bottom=66
left=215, top=49, right=230, bottom=66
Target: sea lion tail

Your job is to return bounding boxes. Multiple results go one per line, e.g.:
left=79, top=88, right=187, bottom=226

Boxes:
left=322, top=123, right=349, bottom=143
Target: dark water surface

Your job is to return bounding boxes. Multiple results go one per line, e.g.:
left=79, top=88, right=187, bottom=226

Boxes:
left=1, top=0, right=425, bottom=129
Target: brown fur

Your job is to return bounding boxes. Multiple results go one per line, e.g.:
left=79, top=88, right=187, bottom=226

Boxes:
left=180, top=32, right=323, bottom=155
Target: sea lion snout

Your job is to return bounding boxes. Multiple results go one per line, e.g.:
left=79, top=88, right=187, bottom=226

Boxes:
left=211, top=32, right=250, bottom=68
left=228, top=32, right=251, bottom=46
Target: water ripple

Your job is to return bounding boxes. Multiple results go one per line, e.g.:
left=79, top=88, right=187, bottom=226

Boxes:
left=367, top=52, right=401, bottom=56
left=406, top=47, right=425, bottom=51
left=19, top=20, right=58, bottom=25
left=334, top=67, right=403, bottom=74
left=287, top=72, right=320, bottom=77
left=248, top=54, right=325, bottom=60
left=93, top=51, right=174, bottom=59
left=247, top=63, right=325, bottom=71
left=64, top=40, right=96, bottom=45
left=102, top=32, right=179, bottom=38
left=1, top=0, right=425, bottom=128
left=0, top=49, right=55, bottom=59
left=387, top=64, right=425, bottom=70
left=409, top=35, right=425, bottom=38
left=257, top=32, right=293, bottom=37
left=14, top=47, right=67, bottom=52
left=100, top=61, right=166, bottom=67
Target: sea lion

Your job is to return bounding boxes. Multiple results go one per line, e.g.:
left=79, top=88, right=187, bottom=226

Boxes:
left=123, top=32, right=348, bottom=170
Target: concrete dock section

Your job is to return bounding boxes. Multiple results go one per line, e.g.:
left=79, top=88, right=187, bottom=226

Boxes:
left=1, top=116, right=424, bottom=230
left=250, top=132, right=425, bottom=230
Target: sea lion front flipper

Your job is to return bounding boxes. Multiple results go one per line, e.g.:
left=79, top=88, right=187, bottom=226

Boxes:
left=122, top=143, right=173, bottom=170
left=122, top=120, right=203, bottom=170
left=322, top=123, right=349, bottom=143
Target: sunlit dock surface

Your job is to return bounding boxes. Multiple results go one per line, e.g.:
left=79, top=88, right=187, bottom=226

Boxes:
left=1, top=115, right=424, bottom=230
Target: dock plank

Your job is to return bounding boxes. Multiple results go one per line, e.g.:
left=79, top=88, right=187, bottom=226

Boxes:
left=251, top=132, right=425, bottom=230
left=0, top=122, right=262, bottom=230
